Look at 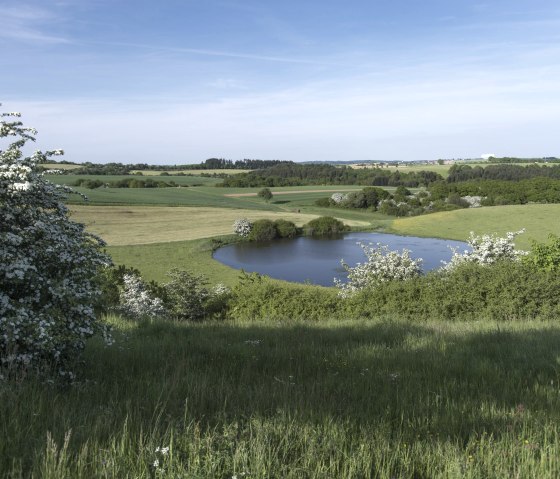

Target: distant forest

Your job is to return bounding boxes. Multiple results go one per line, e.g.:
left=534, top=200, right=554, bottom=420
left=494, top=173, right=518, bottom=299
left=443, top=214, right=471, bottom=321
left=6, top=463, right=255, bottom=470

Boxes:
left=50, top=158, right=290, bottom=175
left=218, top=163, right=442, bottom=187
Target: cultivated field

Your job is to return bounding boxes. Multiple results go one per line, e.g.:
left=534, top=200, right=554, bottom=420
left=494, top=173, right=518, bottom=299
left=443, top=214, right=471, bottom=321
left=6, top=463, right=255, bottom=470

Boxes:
left=69, top=205, right=370, bottom=246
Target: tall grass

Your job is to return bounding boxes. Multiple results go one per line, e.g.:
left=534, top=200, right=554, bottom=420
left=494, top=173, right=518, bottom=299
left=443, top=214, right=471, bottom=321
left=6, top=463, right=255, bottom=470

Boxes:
left=2, top=315, right=560, bottom=478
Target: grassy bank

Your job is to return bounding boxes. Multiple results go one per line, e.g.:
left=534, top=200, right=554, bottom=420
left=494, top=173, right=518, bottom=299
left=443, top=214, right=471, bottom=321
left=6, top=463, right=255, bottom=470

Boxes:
left=388, top=204, right=560, bottom=249
left=107, top=238, right=241, bottom=285
left=2, top=316, right=560, bottom=478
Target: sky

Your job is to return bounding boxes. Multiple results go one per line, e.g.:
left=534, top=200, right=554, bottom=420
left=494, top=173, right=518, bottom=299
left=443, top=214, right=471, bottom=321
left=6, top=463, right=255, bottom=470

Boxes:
left=2, top=0, right=560, bottom=164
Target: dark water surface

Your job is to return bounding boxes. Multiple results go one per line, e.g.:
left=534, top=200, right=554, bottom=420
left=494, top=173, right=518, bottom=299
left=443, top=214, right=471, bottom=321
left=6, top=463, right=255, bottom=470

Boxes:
left=213, top=232, right=469, bottom=286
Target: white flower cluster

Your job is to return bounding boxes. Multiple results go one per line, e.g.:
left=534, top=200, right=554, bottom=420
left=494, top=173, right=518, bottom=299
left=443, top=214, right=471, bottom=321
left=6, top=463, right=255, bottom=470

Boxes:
left=443, top=229, right=527, bottom=270
left=233, top=218, right=253, bottom=237
left=335, top=242, right=423, bottom=298
left=119, top=274, right=165, bottom=319
left=330, top=192, right=347, bottom=204
left=1, top=110, right=112, bottom=377
left=212, top=283, right=231, bottom=296
left=461, top=195, right=483, bottom=208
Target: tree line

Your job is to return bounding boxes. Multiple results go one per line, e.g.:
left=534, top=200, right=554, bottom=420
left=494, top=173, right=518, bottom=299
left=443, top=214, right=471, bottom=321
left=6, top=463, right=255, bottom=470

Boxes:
left=447, top=164, right=560, bottom=182
left=218, top=163, right=442, bottom=187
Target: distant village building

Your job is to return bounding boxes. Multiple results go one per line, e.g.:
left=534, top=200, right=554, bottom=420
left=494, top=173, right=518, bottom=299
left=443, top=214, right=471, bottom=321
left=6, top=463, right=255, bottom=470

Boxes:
left=481, top=153, right=496, bottom=160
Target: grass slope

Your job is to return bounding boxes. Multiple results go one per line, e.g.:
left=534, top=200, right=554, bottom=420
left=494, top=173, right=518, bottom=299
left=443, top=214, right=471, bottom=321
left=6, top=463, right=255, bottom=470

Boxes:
left=3, top=317, right=560, bottom=478
left=388, top=204, right=560, bottom=249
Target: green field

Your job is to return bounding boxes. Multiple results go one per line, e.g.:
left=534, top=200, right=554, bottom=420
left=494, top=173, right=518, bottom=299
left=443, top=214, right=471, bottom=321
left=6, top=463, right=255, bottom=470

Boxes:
left=389, top=204, right=560, bottom=249
left=45, top=173, right=222, bottom=187
left=4, top=316, right=560, bottom=478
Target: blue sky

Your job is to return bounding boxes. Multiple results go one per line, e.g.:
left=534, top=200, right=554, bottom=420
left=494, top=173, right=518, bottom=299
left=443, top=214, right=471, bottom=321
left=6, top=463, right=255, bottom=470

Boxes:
left=2, top=0, right=560, bottom=164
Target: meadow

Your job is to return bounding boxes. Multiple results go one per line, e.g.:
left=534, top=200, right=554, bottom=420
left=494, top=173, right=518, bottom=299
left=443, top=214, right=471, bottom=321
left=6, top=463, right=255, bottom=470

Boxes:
left=3, top=316, right=560, bottom=478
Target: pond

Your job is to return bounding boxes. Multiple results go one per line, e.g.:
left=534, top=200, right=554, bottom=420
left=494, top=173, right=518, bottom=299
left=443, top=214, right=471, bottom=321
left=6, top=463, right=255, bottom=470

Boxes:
left=213, top=232, right=469, bottom=286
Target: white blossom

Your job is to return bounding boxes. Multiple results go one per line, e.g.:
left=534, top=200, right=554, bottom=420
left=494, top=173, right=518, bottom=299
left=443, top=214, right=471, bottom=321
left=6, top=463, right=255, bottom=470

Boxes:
left=330, top=192, right=347, bottom=204
left=443, top=229, right=527, bottom=270
left=119, top=274, right=165, bottom=319
left=335, top=242, right=422, bottom=297
left=233, top=218, right=253, bottom=237
left=1, top=108, right=112, bottom=377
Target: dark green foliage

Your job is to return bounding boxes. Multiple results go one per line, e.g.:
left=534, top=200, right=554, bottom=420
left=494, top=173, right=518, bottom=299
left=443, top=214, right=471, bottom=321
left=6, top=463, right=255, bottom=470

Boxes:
left=257, top=187, right=273, bottom=202
left=229, top=273, right=340, bottom=321
left=314, top=197, right=332, bottom=207
left=274, top=219, right=297, bottom=238
left=303, top=216, right=348, bottom=236
left=447, top=163, right=560, bottom=182
left=446, top=193, right=470, bottom=208
left=428, top=177, right=560, bottom=205
left=362, top=186, right=390, bottom=208
left=248, top=219, right=278, bottom=242
left=524, top=235, right=560, bottom=272
left=393, top=185, right=412, bottom=201
left=227, top=261, right=560, bottom=322
left=162, top=269, right=210, bottom=321
left=72, top=178, right=105, bottom=189
left=218, top=163, right=443, bottom=187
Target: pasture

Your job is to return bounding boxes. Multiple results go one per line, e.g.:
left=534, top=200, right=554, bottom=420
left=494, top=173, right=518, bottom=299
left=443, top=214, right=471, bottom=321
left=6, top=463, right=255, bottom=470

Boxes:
left=389, top=204, right=560, bottom=249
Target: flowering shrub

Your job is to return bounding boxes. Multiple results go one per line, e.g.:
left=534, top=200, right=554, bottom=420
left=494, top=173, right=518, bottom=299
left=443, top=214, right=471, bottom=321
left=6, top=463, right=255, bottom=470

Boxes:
left=233, top=218, right=253, bottom=237
left=443, top=230, right=527, bottom=270
left=119, top=274, right=166, bottom=319
left=335, top=242, right=422, bottom=297
left=162, top=269, right=210, bottom=321
left=330, top=193, right=346, bottom=204
left=1, top=110, right=112, bottom=378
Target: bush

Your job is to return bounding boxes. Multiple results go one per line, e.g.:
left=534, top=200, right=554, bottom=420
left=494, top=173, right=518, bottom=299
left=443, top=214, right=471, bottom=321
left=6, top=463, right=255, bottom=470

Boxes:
left=248, top=219, right=278, bottom=242
left=257, top=187, right=273, bottom=202
left=119, top=274, right=166, bottom=319
left=335, top=242, right=423, bottom=298
left=227, top=262, right=560, bottom=323
left=162, top=269, right=210, bottom=321
left=1, top=110, right=112, bottom=379
left=303, top=216, right=348, bottom=236
left=274, top=219, right=297, bottom=238
left=524, top=234, right=560, bottom=272
left=314, top=197, right=331, bottom=207
left=233, top=218, right=253, bottom=237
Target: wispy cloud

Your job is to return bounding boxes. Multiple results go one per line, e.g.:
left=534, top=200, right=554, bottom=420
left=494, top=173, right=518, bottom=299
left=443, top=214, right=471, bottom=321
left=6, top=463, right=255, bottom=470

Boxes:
left=85, top=40, right=347, bottom=66
left=0, top=4, right=69, bottom=44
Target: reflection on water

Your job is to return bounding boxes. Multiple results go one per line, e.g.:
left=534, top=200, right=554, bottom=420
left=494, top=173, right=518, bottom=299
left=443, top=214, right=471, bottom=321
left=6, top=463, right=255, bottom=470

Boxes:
left=213, top=232, right=469, bottom=286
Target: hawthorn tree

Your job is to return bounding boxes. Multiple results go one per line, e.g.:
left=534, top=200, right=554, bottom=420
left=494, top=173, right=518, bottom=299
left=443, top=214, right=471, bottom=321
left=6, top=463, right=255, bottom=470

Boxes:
left=0, top=110, right=112, bottom=379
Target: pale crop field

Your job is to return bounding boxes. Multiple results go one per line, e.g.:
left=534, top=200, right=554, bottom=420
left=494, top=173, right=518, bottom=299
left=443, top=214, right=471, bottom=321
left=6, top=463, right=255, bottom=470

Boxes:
left=70, top=205, right=370, bottom=246
left=389, top=204, right=560, bottom=249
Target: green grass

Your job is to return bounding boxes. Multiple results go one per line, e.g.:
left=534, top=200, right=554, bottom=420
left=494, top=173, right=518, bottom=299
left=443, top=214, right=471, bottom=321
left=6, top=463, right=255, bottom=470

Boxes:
left=3, top=316, right=560, bottom=478
left=388, top=204, right=560, bottom=249
left=107, top=238, right=246, bottom=285
left=45, top=173, right=222, bottom=187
